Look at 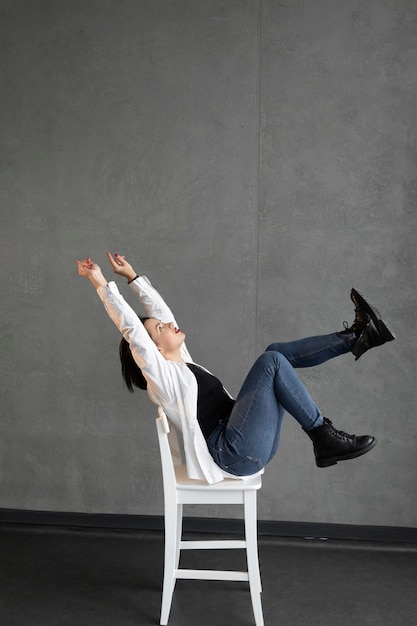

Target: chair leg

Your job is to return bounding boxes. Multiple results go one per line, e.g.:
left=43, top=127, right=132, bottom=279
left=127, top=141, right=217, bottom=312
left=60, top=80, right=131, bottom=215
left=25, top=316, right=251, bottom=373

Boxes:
left=244, top=491, right=264, bottom=626
left=175, top=504, right=183, bottom=569
left=160, top=505, right=180, bottom=625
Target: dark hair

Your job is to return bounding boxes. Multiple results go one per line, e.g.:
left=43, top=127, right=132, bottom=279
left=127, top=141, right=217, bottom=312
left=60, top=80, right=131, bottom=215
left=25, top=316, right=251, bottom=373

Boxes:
left=119, top=317, right=150, bottom=392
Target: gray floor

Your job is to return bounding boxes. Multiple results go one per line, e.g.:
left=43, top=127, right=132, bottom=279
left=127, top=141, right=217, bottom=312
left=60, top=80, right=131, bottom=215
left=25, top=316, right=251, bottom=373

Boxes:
left=1, top=524, right=417, bottom=626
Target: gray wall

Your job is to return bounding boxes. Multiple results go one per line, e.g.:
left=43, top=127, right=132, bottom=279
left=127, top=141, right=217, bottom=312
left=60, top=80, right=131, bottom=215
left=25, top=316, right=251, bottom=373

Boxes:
left=1, top=0, right=416, bottom=528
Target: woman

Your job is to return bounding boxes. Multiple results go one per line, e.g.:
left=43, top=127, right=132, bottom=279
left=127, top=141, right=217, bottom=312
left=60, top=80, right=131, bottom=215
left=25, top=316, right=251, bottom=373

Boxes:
left=76, top=253, right=395, bottom=484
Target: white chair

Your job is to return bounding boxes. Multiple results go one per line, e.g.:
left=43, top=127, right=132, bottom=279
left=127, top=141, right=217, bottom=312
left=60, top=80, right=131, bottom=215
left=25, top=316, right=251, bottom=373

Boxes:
left=155, top=406, right=264, bottom=626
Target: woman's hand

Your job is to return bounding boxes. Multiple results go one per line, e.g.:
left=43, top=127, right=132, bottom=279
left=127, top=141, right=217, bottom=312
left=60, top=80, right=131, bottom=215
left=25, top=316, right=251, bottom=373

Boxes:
left=106, top=252, right=137, bottom=282
left=76, top=258, right=108, bottom=289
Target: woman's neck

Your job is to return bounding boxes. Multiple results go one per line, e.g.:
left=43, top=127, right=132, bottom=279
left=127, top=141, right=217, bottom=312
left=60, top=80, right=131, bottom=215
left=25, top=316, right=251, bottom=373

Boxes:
left=164, top=350, right=185, bottom=363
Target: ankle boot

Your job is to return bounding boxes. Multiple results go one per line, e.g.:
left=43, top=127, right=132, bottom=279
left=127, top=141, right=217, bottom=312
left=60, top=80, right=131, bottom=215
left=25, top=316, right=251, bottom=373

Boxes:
left=341, top=288, right=395, bottom=360
left=304, top=417, right=376, bottom=468
left=340, top=289, right=370, bottom=336
left=351, top=288, right=395, bottom=341
left=352, top=319, right=389, bottom=360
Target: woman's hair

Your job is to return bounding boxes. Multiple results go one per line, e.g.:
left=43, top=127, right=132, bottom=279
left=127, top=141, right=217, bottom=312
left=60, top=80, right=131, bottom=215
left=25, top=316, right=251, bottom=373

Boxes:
left=119, top=317, right=150, bottom=392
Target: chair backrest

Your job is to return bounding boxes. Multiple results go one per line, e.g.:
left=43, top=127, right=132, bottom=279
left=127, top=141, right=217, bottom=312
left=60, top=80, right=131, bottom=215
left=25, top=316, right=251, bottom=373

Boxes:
left=156, top=407, right=183, bottom=494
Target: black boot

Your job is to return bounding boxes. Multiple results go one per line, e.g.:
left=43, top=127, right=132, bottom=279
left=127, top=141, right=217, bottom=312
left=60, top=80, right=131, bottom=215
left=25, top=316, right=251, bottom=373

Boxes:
left=351, top=288, right=395, bottom=342
left=341, top=288, right=395, bottom=360
left=352, top=319, right=389, bottom=360
left=304, top=417, right=376, bottom=468
left=340, top=289, right=371, bottom=336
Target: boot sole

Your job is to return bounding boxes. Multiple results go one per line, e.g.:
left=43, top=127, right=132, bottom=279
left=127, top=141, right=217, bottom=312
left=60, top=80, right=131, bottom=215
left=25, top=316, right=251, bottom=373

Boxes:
left=351, top=288, right=396, bottom=342
left=316, top=438, right=377, bottom=468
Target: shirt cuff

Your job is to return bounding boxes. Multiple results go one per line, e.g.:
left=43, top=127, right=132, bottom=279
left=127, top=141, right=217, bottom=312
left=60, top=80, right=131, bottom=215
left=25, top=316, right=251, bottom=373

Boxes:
left=96, top=280, right=119, bottom=298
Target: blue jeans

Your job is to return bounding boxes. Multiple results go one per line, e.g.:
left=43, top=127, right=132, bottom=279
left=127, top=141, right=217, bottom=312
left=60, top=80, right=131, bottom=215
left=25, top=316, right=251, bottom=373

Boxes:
left=207, top=332, right=355, bottom=476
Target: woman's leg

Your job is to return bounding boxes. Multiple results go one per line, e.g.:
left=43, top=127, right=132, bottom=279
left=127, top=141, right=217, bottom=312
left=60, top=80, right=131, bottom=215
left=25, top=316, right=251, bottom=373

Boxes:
left=266, top=288, right=396, bottom=366
left=207, top=345, right=376, bottom=475
left=266, top=331, right=355, bottom=368
left=207, top=290, right=393, bottom=475
left=207, top=350, right=323, bottom=476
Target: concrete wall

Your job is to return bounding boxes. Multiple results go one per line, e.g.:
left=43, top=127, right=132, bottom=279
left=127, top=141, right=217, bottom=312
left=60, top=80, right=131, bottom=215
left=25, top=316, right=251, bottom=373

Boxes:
left=1, top=0, right=416, bottom=528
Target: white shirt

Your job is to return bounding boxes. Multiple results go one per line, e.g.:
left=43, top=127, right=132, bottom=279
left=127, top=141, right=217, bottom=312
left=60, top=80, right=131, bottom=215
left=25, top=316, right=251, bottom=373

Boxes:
left=97, top=276, right=241, bottom=483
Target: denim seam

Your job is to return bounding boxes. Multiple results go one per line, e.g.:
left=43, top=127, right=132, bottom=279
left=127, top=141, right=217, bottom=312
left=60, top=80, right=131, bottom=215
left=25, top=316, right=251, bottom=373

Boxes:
left=226, top=362, right=276, bottom=448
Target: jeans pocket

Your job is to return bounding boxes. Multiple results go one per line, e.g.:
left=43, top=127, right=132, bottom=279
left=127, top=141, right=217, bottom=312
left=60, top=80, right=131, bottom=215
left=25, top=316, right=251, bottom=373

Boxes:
left=209, top=448, right=263, bottom=476
left=223, top=455, right=264, bottom=476
left=208, top=445, right=222, bottom=467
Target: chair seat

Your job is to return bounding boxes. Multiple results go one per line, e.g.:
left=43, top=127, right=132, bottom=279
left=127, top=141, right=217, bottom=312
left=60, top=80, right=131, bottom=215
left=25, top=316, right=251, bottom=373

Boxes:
left=174, top=463, right=263, bottom=491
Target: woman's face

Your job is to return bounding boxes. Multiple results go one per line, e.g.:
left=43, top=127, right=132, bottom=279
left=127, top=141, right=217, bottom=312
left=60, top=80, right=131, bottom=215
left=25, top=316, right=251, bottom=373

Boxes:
left=144, top=317, right=186, bottom=357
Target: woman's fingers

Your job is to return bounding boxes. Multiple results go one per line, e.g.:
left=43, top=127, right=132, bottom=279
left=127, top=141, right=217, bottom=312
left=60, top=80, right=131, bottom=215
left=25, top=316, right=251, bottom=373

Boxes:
left=106, top=252, right=118, bottom=269
left=107, top=252, right=127, bottom=272
left=76, top=258, right=97, bottom=275
left=106, top=251, right=121, bottom=266
left=76, top=259, right=91, bottom=276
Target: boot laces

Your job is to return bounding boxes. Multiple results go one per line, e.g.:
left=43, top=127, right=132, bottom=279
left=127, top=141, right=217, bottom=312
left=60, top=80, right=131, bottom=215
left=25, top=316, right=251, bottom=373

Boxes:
left=342, top=305, right=369, bottom=335
left=341, top=320, right=354, bottom=334
left=325, top=418, right=354, bottom=442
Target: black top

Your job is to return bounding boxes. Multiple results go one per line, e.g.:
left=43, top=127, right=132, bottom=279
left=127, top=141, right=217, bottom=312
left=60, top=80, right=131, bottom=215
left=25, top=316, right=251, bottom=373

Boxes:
left=186, top=363, right=235, bottom=439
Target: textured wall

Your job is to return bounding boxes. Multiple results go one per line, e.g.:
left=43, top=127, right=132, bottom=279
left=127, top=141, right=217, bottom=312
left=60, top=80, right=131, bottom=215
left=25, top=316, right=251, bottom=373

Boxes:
left=258, top=0, right=417, bottom=526
left=1, top=0, right=416, bottom=527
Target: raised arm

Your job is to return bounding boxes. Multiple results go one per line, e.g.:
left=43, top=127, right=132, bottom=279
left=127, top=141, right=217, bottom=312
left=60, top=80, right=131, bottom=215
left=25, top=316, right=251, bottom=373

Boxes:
left=127, top=274, right=193, bottom=364
left=104, top=253, right=192, bottom=363
left=76, top=255, right=178, bottom=401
